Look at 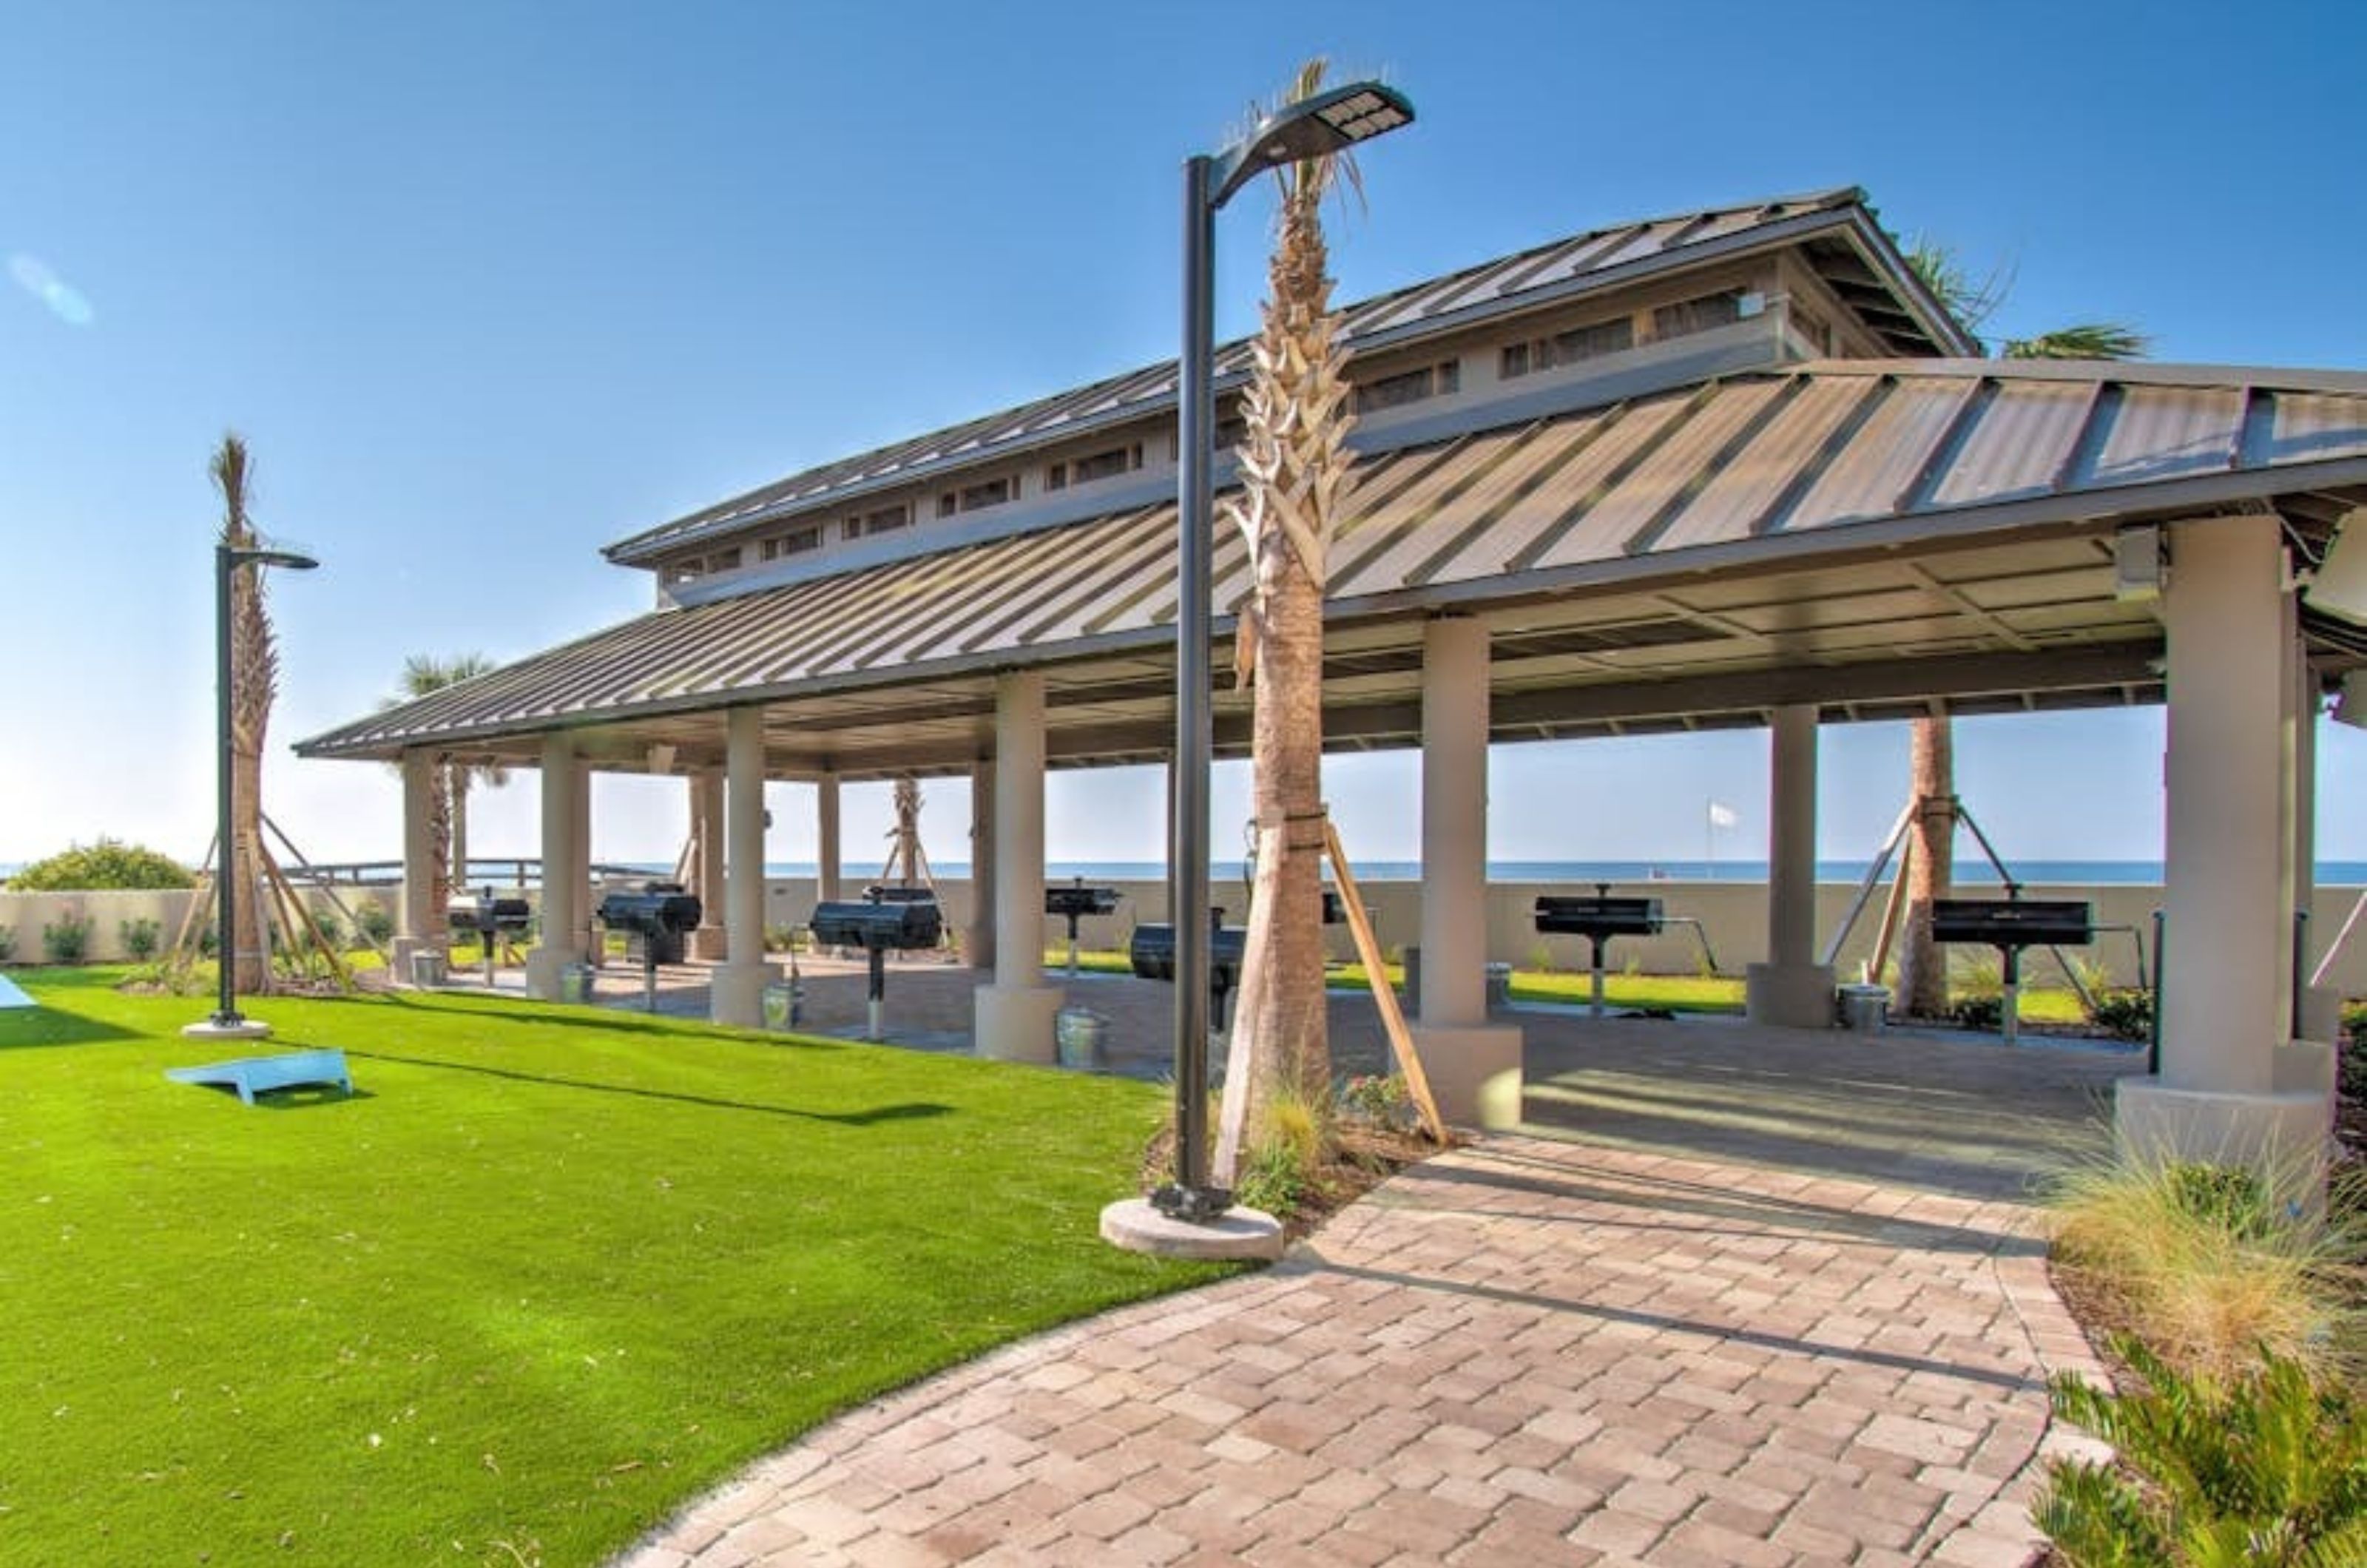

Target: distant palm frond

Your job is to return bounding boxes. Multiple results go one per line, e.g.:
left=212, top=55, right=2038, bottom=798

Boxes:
left=2002, top=322, right=2152, bottom=361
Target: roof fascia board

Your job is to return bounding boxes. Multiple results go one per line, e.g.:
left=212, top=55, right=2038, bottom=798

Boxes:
left=604, top=207, right=1894, bottom=567
left=1835, top=209, right=1980, bottom=356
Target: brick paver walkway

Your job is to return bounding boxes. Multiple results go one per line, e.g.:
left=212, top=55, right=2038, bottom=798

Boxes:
left=619, top=1133, right=2104, bottom=1567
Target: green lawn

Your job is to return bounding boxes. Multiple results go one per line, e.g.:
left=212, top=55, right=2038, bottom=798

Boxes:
left=0, top=969, right=1219, bottom=1566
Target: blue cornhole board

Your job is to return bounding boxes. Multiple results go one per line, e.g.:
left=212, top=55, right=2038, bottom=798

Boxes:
left=167, top=1047, right=353, bottom=1106
left=0, top=974, right=32, bottom=1009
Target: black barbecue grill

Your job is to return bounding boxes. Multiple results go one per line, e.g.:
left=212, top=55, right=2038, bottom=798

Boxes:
left=1931, top=893, right=2094, bottom=1044
left=1046, top=878, right=1122, bottom=977
left=1533, top=885, right=1718, bottom=1016
left=1130, top=910, right=1248, bottom=1027
left=447, top=889, right=533, bottom=982
left=596, top=885, right=703, bottom=1012
left=811, top=892, right=945, bottom=1038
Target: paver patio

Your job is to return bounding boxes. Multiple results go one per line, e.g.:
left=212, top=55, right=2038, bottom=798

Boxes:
left=617, top=1013, right=2133, bottom=1567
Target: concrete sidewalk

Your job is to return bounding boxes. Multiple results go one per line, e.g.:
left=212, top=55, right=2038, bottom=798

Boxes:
left=619, top=1132, right=2103, bottom=1567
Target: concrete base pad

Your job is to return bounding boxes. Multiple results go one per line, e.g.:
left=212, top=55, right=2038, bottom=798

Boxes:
left=710, top=962, right=783, bottom=1028
left=2300, top=986, right=2346, bottom=1048
left=689, top=927, right=730, bottom=962
left=179, top=1018, right=274, bottom=1042
left=1410, top=1023, right=1524, bottom=1130
left=523, top=947, right=578, bottom=1001
left=1100, top=1197, right=1285, bottom=1261
left=1746, top=962, right=1838, bottom=1030
left=975, top=984, right=1064, bottom=1064
left=2116, top=1076, right=2333, bottom=1171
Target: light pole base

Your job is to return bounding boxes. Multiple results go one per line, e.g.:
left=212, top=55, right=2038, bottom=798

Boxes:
left=182, top=1018, right=274, bottom=1042
left=1100, top=1197, right=1283, bottom=1261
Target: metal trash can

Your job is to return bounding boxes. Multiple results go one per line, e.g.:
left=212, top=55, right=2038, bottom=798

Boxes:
left=1485, top=962, right=1513, bottom=1009
left=1838, top=984, right=1889, bottom=1033
left=408, top=949, right=447, bottom=990
left=761, top=981, right=802, bottom=1031
left=558, top=962, right=595, bottom=1006
left=1055, top=1007, right=1107, bottom=1069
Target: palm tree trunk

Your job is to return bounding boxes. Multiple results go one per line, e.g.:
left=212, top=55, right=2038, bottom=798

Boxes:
left=1244, top=535, right=1329, bottom=1108
left=1897, top=713, right=1955, bottom=1016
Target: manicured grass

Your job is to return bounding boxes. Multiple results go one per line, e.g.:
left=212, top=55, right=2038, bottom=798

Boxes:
left=0, top=969, right=1220, bottom=1566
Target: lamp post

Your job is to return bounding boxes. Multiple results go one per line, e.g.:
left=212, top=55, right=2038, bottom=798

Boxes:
left=1155, top=81, right=1414, bottom=1223
left=189, top=541, right=318, bottom=1039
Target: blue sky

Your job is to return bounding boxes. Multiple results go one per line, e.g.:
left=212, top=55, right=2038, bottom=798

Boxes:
left=3, top=0, right=2363, bottom=872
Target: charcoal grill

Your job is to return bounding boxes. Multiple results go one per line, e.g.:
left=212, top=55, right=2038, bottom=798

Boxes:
left=811, top=892, right=945, bottom=1038
left=1931, top=893, right=2093, bottom=1044
left=1534, top=885, right=1718, bottom=1016
left=1129, top=909, right=1248, bottom=1029
left=595, top=885, right=703, bottom=1013
left=447, top=888, right=532, bottom=984
left=1045, top=878, right=1122, bottom=977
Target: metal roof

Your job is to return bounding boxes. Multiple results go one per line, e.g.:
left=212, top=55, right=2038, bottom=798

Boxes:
left=602, top=188, right=1971, bottom=567
left=303, top=359, right=2367, bottom=770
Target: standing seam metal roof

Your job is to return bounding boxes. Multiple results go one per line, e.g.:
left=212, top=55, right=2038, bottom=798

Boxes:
left=602, top=188, right=1962, bottom=567
left=301, top=359, right=2367, bottom=760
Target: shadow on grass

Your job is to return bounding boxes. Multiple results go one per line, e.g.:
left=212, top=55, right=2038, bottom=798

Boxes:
left=342, top=1047, right=952, bottom=1127
left=0, top=1007, right=146, bottom=1050
left=168, top=1081, right=377, bottom=1111
left=377, top=991, right=853, bottom=1050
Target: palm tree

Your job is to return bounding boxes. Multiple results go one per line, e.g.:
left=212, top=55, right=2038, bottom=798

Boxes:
left=1893, top=243, right=2147, bottom=1016
left=215, top=434, right=278, bottom=993
left=389, top=653, right=505, bottom=905
left=1222, top=58, right=1363, bottom=1131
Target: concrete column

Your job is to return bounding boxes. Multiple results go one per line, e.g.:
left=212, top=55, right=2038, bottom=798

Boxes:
left=2295, top=646, right=2343, bottom=1044
left=524, top=734, right=581, bottom=999
left=393, top=750, right=440, bottom=978
left=1410, top=616, right=1522, bottom=1128
left=968, top=759, right=997, bottom=973
left=2119, top=515, right=2331, bottom=1166
left=711, top=707, right=781, bottom=1026
left=1746, top=704, right=1835, bottom=1027
left=573, top=763, right=597, bottom=969
left=690, top=769, right=728, bottom=961
left=974, top=672, right=1061, bottom=1061
left=815, top=774, right=842, bottom=905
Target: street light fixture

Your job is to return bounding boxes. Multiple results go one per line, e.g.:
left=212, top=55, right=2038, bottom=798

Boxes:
left=186, top=541, right=319, bottom=1040
left=1155, top=80, right=1415, bottom=1224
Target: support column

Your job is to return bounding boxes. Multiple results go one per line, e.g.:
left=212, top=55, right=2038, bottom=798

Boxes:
left=1411, top=617, right=1522, bottom=1127
left=711, top=707, right=781, bottom=1026
left=573, top=763, right=598, bottom=969
left=1746, top=704, right=1836, bottom=1027
left=2295, top=643, right=2343, bottom=1044
left=2119, top=515, right=2331, bottom=1166
left=815, top=774, right=842, bottom=905
left=689, top=769, right=728, bottom=961
left=975, top=672, right=1061, bottom=1061
left=968, top=759, right=996, bottom=973
left=524, top=734, right=581, bottom=999
left=393, top=750, right=439, bottom=979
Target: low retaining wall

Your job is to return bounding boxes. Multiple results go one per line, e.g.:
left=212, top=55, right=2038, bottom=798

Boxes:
left=5, top=879, right=2360, bottom=996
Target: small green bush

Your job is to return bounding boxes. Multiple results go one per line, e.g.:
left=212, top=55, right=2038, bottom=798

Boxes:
left=118, top=917, right=162, bottom=963
left=1339, top=1072, right=1416, bottom=1132
left=0, top=925, right=14, bottom=963
left=308, top=908, right=345, bottom=950
left=41, top=913, right=92, bottom=965
left=2086, top=987, right=2155, bottom=1043
left=1953, top=993, right=2005, bottom=1032
left=2163, top=1161, right=2278, bottom=1243
left=2036, top=1334, right=2367, bottom=1567
left=352, top=899, right=395, bottom=949
left=9, top=839, right=194, bottom=891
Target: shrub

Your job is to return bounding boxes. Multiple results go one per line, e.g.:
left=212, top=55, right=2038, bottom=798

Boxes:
left=307, top=908, right=345, bottom=950
left=2035, top=1334, right=2367, bottom=1567
left=2047, top=1151, right=2364, bottom=1384
left=2086, top=987, right=2155, bottom=1044
left=352, top=899, right=395, bottom=949
left=0, top=925, right=14, bottom=963
left=118, top=917, right=162, bottom=963
left=41, top=913, right=92, bottom=965
left=1339, top=1073, right=1416, bottom=1132
left=1233, top=1084, right=1328, bottom=1217
left=9, top=839, right=194, bottom=891
left=1953, top=993, right=2005, bottom=1032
